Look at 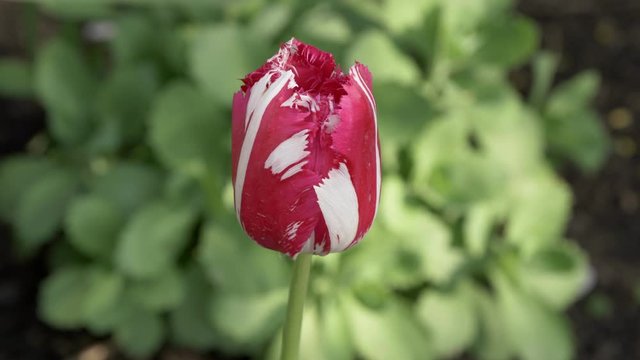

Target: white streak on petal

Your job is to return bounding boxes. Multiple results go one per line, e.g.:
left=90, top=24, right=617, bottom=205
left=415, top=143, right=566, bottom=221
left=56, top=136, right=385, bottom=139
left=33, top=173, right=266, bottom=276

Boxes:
left=324, top=114, right=340, bottom=133
left=314, top=163, right=359, bottom=252
left=287, top=77, right=298, bottom=89
left=235, top=70, right=295, bottom=216
left=285, top=221, right=302, bottom=241
left=300, top=232, right=315, bottom=254
left=350, top=66, right=381, bottom=216
left=281, top=93, right=319, bottom=112
left=264, top=129, right=310, bottom=175
left=280, top=160, right=308, bottom=180
left=300, top=232, right=325, bottom=255
left=280, top=94, right=297, bottom=108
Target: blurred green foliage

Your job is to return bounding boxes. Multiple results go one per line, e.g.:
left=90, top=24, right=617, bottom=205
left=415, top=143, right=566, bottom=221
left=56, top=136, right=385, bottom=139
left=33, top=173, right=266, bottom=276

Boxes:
left=0, top=0, right=609, bottom=359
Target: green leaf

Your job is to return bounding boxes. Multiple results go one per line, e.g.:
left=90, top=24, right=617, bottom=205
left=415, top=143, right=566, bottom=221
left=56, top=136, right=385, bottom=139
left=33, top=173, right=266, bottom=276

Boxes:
left=39, top=0, right=111, bottom=19
left=344, top=293, right=433, bottom=360
left=547, top=71, right=600, bottom=111
left=381, top=0, right=438, bottom=34
left=39, top=266, right=123, bottom=330
left=412, top=114, right=468, bottom=186
left=476, top=15, right=539, bottom=68
left=92, top=162, right=163, bottom=216
left=96, top=63, right=159, bottom=146
left=544, top=71, right=608, bottom=171
left=169, top=265, right=219, bottom=350
left=16, top=168, right=78, bottom=246
left=209, top=289, right=287, bottom=352
left=340, top=222, right=424, bottom=290
left=268, top=297, right=355, bottom=360
left=0, top=58, right=32, bottom=97
left=198, top=221, right=289, bottom=294
left=116, top=201, right=197, bottom=279
left=189, top=24, right=267, bottom=105
left=378, top=177, right=460, bottom=284
left=345, top=30, right=421, bottom=85
left=416, top=284, right=477, bottom=357
left=82, top=268, right=125, bottom=321
left=427, top=153, right=505, bottom=207
left=316, top=296, right=355, bottom=360
left=376, top=82, right=434, bottom=144
left=464, top=202, right=497, bottom=257
left=39, top=266, right=88, bottom=329
left=518, top=242, right=591, bottom=309
left=473, top=96, right=545, bottom=177
left=128, top=267, right=185, bottom=311
left=65, top=194, right=123, bottom=259
left=149, top=81, right=225, bottom=177
left=0, top=156, right=55, bottom=223
left=112, top=14, right=159, bottom=65
left=295, top=5, right=352, bottom=47
left=494, top=272, right=574, bottom=360
left=438, top=0, right=489, bottom=62
left=471, top=288, right=513, bottom=360
left=114, top=306, right=165, bottom=358
left=35, top=38, right=95, bottom=144
left=529, top=51, right=559, bottom=108
left=506, top=168, right=571, bottom=254
left=546, top=110, right=609, bottom=172
left=248, top=4, right=291, bottom=42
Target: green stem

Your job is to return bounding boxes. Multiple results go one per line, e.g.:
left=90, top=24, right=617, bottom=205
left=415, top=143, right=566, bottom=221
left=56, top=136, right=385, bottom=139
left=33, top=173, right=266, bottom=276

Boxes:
left=281, top=252, right=313, bottom=360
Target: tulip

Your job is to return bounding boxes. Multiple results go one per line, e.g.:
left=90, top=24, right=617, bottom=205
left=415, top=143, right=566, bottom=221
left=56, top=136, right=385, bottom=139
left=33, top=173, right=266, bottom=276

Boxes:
left=231, top=38, right=381, bottom=258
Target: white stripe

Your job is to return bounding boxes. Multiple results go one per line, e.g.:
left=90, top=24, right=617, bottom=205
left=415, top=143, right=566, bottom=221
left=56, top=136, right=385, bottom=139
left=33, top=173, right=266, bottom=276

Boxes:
left=280, top=160, right=308, bottom=180
left=235, top=70, right=295, bottom=217
left=314, top=163, right=359, bottom=252
left=350, top=66, right=381, bottom=215
left=264, top=129, right=310, bottom=175
left=300, top=231, right=325, bottom=255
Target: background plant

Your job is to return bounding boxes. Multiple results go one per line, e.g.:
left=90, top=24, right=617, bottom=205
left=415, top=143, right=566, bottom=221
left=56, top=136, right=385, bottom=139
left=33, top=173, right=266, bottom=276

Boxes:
left=0, top=0, right=609, bottom=359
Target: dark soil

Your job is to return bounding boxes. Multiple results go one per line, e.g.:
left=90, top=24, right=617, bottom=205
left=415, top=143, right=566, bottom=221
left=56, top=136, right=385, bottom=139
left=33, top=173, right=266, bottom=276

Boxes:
left=1, top=0, right=639, bottom=359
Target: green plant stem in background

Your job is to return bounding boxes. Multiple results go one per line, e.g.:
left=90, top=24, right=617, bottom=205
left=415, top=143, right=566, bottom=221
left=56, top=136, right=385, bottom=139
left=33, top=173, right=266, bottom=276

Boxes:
left=281, top=252, right=312, bottom=360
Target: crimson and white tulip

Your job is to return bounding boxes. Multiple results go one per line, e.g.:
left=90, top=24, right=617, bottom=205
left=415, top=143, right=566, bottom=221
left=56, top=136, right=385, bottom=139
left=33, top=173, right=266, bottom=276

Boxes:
left=231, top=38, right=380, bottom=257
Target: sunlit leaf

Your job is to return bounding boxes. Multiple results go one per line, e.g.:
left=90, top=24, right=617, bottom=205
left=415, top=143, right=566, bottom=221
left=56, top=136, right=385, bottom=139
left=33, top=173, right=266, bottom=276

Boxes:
left=416, top=283, right=477, bottom=357
left=189, top=24, right=267, bottom=105
left=344, top=293, right=433, bottom=360
left=506, top=168, right=571, bottom=254
left=476, top=15, right=539, bottom=68
left=345, top=30, right=421, bottom=85
left=518, top=242, right=591, bottom=309
left=494, top=272, right=574, bottom=360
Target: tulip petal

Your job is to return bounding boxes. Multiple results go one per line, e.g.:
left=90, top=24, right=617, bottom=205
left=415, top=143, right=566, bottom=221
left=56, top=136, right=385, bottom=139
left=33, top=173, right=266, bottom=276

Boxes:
left=233, top=70, right=323, bottom=256
left=326, top=64, right=380, bottom=247
left=232, top=39, right=381, bottom=257
left=314, top=163, right=360, bottom=252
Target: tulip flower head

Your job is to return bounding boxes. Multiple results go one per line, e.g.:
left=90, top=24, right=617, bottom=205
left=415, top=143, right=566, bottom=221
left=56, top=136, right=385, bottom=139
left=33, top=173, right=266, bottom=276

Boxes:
left=232, top=38, right=380, bottom=257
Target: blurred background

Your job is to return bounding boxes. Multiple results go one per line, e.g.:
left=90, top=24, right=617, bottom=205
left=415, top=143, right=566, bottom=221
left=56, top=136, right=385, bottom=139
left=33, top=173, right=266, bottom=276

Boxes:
left=0, top=0, right=638, bottom=359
